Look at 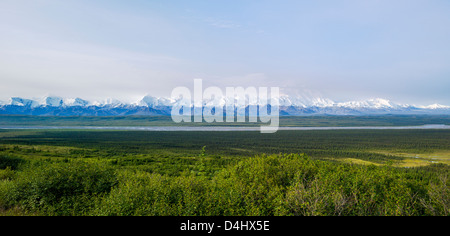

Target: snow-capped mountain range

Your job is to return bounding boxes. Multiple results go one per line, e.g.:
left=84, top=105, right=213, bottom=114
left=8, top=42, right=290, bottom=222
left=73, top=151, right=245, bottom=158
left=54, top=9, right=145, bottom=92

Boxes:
left=0, top=96, right=449, bottom=116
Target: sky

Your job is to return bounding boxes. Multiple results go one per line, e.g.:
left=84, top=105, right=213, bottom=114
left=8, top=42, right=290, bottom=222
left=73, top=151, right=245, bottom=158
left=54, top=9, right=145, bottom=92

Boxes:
left=0, top=0, right=449, bottom=105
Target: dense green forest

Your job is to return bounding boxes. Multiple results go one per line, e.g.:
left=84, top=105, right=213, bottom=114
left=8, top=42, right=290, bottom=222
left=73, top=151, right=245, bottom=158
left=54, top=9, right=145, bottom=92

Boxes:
left=0, top=129, right=449, bottom=216
left=1, top=115, right=450, bottom=127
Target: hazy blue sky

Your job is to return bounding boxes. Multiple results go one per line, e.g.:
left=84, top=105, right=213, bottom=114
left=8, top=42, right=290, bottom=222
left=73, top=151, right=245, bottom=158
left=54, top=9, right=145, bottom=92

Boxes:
left=1, top=0, right=449, bottom=105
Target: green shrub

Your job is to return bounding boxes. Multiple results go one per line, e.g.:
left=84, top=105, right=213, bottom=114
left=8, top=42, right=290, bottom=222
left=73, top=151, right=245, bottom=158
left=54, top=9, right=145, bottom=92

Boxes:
left=1, top=153, right=447, bottom=216
left=282, top=160, right=423, bottom=216
left=420, top=175, right=450, bottom=216
left=95, top=170, right=210, bottom=216
left=211, top=154, right=424, bottom=216
left=0, top=155, right=25, bottom=170
left=209, top=154, right=312, bottom=216
left=1, top=160, right=117, bottom=215
left=94, top=154, right=440, bottom=216
left=0, top=167, right=15, bottom=181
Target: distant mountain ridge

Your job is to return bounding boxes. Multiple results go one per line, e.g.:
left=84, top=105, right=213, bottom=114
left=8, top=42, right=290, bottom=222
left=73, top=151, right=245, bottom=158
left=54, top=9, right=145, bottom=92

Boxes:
left=0, top=95, right=449, bottom=116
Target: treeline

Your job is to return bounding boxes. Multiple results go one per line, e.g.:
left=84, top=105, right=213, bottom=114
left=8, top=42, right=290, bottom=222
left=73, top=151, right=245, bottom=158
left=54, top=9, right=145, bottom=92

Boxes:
left=0, top=154, right=449, bottom=216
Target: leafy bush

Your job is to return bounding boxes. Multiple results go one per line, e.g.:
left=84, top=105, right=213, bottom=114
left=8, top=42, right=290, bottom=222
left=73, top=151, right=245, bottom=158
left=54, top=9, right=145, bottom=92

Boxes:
left=0, top=155, right=25, bottom=170
left=420, top=175, right=450, bottom=216
left=0, top=167, right=15, bottom=181
left=0, top=153, right=448, bottom=216
left=0, top=160, right=117, bottom=215
left=91, top=154, right=450, bottom=216
left=283, top=163, right=421, bottom=216
left=95, top=170, right=210, bottom=216
left=208, top=154, right=311, bottom=216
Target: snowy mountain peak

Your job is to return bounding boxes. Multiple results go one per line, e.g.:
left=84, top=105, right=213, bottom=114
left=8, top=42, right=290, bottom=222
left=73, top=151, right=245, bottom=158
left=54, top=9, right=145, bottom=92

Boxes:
left=337, top=98, right=395, bottom=109
left=92, top=98, right=124, bottom=107
left=137, top=96, right=175, bottom=107
left=15, top=96, right=90, bottom=107
left=9, top=97, right=40, bottom=107
left=41, top=96, right=64, bottom=107
left=0, top=95, right=449, bottom=116
left=418, top=104, right=450, bottom=109
left=63, top=98, right=89, bottom=107
left=311, top=97, right=336, bottom=107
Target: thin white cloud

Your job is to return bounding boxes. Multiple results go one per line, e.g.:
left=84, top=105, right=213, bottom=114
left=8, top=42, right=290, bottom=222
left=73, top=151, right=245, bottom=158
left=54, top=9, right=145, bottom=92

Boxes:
left=206, top=18, right=241, bottom=29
